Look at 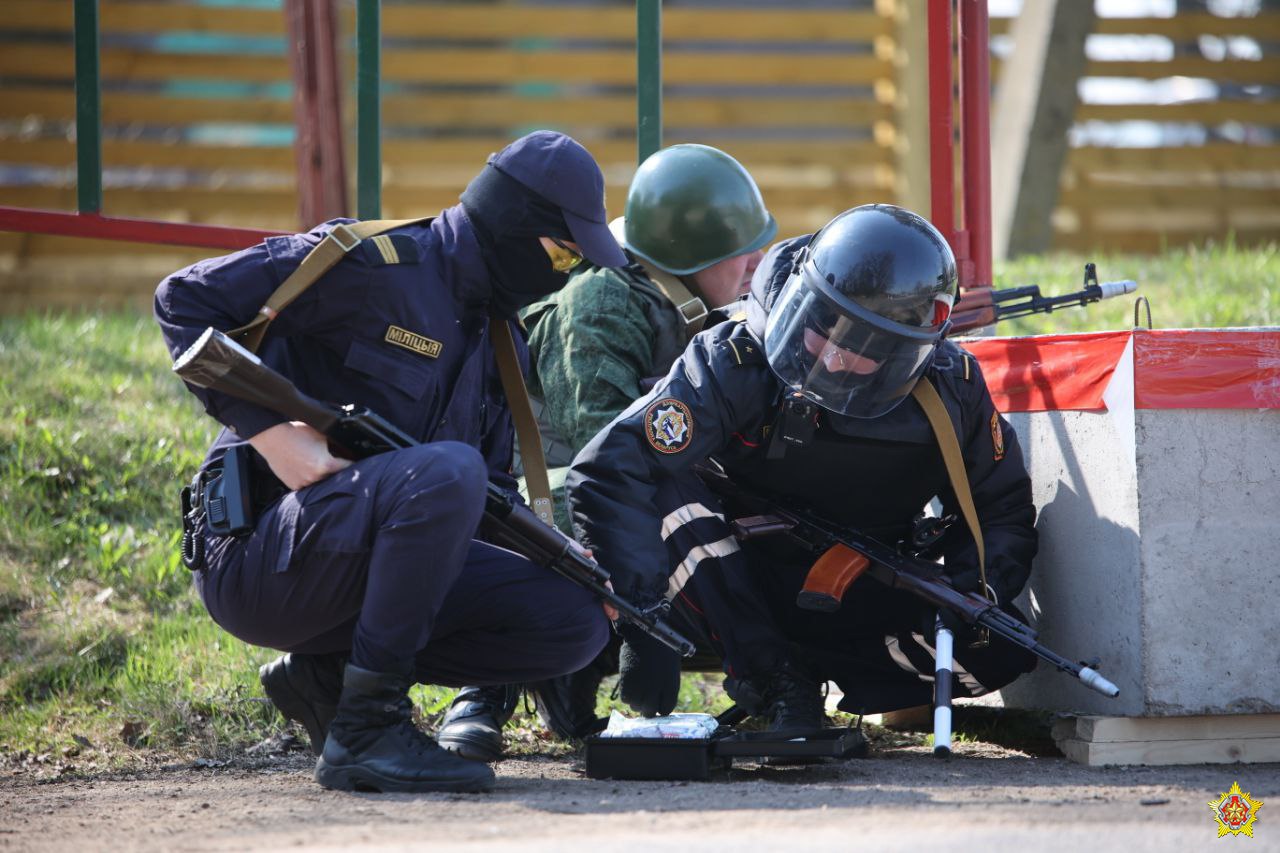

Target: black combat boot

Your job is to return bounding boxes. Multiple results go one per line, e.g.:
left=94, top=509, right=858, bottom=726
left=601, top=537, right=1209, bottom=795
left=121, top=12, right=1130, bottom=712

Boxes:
left=526, top=668, right=605, bottom=740
left=756, top=666, right=827, bottom=737
left=259, top=652, right=345, bottom=756
left=314, top=664, right=495, bottom=793
left=436, top=684, right=521, bottom=763
left=526, top=646, right=617, bottom=740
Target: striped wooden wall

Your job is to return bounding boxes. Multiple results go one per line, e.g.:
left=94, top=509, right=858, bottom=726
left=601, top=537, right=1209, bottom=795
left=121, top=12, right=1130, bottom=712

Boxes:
left=0, top=0, right=1277, bottom=309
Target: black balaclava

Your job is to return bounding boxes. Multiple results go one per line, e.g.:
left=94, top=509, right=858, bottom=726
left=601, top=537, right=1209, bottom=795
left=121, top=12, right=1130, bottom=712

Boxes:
left=460, top=164, right=575, bottom=317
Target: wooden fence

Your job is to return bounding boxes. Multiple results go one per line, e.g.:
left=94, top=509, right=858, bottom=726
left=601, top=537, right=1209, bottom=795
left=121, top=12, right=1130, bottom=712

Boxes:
left=0, top=0, right=1277, bottom=309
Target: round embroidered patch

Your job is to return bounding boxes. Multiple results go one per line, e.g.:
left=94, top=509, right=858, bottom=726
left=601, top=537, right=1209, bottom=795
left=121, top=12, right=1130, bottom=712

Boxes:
left=645, top=398, right=694, bottom=454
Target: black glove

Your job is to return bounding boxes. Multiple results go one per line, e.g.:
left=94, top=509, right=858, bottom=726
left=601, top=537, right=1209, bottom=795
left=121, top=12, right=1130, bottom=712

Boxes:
left=617, top=623, right=681, bottom=717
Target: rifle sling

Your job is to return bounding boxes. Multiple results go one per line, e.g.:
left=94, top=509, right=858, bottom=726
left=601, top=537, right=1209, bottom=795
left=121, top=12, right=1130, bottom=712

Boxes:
left=225, top=216, right=557, bottom=527
left=910, top=377, right=992, bottom=602
left=491, top=317, right=555, bottom=528
left=632, top=257, right=709, bottom=341
left=228, top=217, right=433, bottom=353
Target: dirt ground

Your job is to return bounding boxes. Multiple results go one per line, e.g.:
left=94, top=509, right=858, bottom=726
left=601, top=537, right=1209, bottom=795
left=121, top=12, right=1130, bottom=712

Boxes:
left=2, top=738, right=1277, bottom=853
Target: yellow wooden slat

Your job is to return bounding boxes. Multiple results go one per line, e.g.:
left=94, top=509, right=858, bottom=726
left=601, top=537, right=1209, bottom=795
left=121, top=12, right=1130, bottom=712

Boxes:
left=1085, top=58, right=1280, bottom=83
left=0, top=87, right=294, bottom=125
left=1053, top=230, right=1279, bottom=254
left=4, top=1, right=283, bottom=35
left=0, top=137, right=893, bottom=179
left=381, top=94, right=892, bottom=129
left=381, top=50, right=893, bottom=86
left=1069, top=144, right=1280, bottom=170
left=0, top=86, right=889, bottom=131
left=990, top=13, right=1280, bottom=39
left=1093, top=13, right=1280, bottom=39
left=1076, top=102, right=1280, bottom=124
left=383, top=6, right=892, bottom=42
left=1060, top=185, right=1280, bottom=209
left=0, top=138, right=296, bottom=171
left=0, top=181, right=890, bottom=218
left=382, top=138, right=892, bottom=169
left=1, top=44, right=891, bottom=86
left=0, top=45, right=289, bottom=83
left=3, top=1, right=891, bottom=43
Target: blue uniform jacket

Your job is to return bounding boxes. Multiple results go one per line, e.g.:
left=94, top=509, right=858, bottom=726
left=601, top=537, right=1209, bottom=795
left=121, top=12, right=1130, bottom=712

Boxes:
left=154, top=207, right=525, bottom=496
left=566, top=238, right=1037, bottom=609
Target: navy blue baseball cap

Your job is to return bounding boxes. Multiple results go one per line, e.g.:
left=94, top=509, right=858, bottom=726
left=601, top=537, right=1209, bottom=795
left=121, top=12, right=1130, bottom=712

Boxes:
left=488, top=131, right=628, bottom=268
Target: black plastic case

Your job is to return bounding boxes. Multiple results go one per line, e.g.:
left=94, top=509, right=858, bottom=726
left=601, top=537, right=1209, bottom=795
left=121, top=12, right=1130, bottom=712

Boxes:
left=584, top=736, right=729, bottom=781
left=584, top=727, right=866, bottom=781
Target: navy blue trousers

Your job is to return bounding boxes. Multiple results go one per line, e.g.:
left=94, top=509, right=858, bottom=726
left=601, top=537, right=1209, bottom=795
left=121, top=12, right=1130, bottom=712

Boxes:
left=657, top=476, right=1035, bottom=714
left=196, top=442, right=609, bottom=684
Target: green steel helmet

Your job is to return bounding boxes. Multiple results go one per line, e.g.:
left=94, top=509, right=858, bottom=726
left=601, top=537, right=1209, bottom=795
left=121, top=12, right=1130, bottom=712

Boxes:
left=623, top=144, right=777, bottom=275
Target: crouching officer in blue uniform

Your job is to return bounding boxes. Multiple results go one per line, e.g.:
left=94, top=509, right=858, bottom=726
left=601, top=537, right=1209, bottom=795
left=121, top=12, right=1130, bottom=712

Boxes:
left=154, top=131, right=623, bottom=793
left=566, top=205, right=1038, bottom=733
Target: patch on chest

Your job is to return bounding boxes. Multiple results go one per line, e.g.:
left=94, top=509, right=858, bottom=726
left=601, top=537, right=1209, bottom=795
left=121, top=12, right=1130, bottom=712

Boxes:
left=385, top=325, right=443, bottom=359
left=645, top=397, right=693, bottom=454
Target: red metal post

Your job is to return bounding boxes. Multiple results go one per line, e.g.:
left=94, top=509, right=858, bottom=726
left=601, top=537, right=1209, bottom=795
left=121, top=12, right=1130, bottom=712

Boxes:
left=285, top=0, right=348, bottom=229
left=927, top=0, right=955, bottom=248
left=958, top=0, right=993, bottom=290
left=0, top=208, right=283, bottom=250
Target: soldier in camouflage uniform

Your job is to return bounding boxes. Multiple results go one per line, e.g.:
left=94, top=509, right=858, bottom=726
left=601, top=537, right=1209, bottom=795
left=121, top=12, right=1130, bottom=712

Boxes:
left=436, top=144, right=777, bottom=760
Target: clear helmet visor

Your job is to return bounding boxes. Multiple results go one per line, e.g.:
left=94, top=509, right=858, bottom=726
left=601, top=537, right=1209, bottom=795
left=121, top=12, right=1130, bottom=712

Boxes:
left=763, top=268, right=948, bottom=418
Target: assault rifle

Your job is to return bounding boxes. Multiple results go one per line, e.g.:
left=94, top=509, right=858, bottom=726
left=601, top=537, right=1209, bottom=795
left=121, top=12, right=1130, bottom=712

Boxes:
left=695, top=464, right=1120, bottom=699
left=949, top=263, right=1137, bottom=336
left=172, top=327, right=697, bottom=658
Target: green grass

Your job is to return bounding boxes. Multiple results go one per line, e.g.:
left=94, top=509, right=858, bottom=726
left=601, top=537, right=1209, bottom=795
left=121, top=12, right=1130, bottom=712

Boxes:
left=0, top=241, right=1274, bottom=768
left=993, top=239, right=1280, bottom=336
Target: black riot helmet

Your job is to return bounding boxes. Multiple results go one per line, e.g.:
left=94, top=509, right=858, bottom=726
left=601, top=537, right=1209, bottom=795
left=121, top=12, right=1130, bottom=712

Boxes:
left=762, top=204, right=957, bottom=419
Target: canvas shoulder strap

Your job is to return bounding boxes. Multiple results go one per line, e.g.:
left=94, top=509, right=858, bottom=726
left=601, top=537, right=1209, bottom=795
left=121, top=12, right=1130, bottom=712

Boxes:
left=911, top=377, right=993, bottom=602
left=229, top=217, right=433, bottom=352
left=632, top=257, right=709, bottom=342
left=490, top=317, right=555, bottom=527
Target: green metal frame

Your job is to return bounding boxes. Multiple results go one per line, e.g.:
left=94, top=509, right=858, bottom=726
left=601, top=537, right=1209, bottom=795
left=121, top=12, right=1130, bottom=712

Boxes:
left=636, top=0, right=663, bottom=164
left=74, top=0, right=103, bottom=214
left=26, top=0, right=665, bottom=244
left=356, top=0, right=382, bottom=218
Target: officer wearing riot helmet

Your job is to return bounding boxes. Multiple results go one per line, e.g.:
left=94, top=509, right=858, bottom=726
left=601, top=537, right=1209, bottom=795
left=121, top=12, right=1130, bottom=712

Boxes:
left=566, top=204, right=1038, bottom=732
left=433, top=144, right=777, bottom=758
left=155, top=131, right=622, bottom=793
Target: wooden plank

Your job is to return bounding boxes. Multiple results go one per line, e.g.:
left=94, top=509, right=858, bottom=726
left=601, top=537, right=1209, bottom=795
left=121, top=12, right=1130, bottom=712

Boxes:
left=0, top=183, right=888, bottom=220
left=1057, top=735, right=1280, bottom=766
left=0, top=87, right=294, bottom=125
left=381, top=138, right=892, bottom=168
left=382, top=6, right=892, bottom=42
left=1070, top=144, right=1280, bottom=170
left=1069, top=714, right=1280, bottom=743
left=381, top=94, right=893, bottom=129
left=0, top=136, right=892, bottom=176
left=1053, top=228, right=1279, bottom=253
left=0, top=45, right=290, bottom=84
left=380, top=50, right=893, bottom=87
left=1, top=86, right=890, bottom=131
left=0, top=138, right=295, bottom=171
left=3, top=1, right=891, bottom=43
left=1084, top=58, right=1280, bottom=83
left=1077, top=102, right=1280, bottom=124
left=4, top=1, right=283, bottom=36
left=992, top=13, right=1280, bottom=39
left=2, top=44, right=891, bottom=87
left=1093, top=13, right=1280, bottom=39
left=1060, top=185, right=1280, bottom=209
